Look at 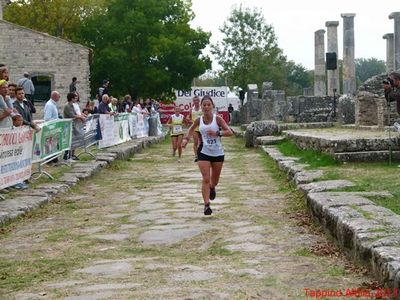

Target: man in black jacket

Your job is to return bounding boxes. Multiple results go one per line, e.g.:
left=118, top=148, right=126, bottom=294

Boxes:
left=13, top=87, right=40, bottom=132
left=384, top=72, right=400, bottom=114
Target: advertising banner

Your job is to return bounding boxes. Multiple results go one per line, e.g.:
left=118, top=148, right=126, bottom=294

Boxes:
left=136, top=113, right=149, bottom=138
left=0, top=127, right=34, bottom=189
left=32, top=119, right=72, bottom=163
left=71, top=114, right=100, bottom=150
left=159, top=87, right=229, bottom=124
left=98, top=113, right=131, bottom=149
left=128, top=112, right=138, bottom=138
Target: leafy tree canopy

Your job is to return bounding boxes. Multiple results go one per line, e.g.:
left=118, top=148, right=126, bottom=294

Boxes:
left=3, top=0, right=106, bottom=40
left=212, top=5, right=311, bottom=96
left=79, top=0, right=211, bottom=98
left=355, top=58, right=386, bottom=86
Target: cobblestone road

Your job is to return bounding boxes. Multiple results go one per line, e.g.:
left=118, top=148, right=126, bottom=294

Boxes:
left=0, top=137, right=372, bottom=299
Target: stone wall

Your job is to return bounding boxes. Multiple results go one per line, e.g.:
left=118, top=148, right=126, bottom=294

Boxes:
left=0, top=20, right=91, bottom=106
left=355, top=91, right=385, bottom=127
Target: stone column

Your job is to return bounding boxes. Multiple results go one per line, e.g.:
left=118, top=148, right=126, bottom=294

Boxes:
left=389, top=12, right=400, bottom=71
left=383, top=33, right=395, bottom=73
left=325, top=21, right=340, bottom=96
left=314, top=29, right=326, bottom=96
left=341, top=14, right=356, bottom=95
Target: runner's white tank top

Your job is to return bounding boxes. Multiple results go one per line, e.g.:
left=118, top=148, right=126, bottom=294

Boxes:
left=199, top=114, right=224, bottom=157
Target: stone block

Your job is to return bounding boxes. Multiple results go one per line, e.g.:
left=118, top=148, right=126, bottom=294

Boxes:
left=293, top=170, right=324, bottom=184
left=299, top=180, right=355, bottom=193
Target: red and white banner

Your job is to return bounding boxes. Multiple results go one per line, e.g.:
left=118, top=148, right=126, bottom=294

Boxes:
left=159, top=87, right=229, bottom=124
left=0, top=127, right=34, bottom=189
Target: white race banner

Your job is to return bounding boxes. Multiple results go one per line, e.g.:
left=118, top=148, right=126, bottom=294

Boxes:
left=128, top=112, right=138, bottom=138
left=175, top=86, right=229, bottom=122
left=136, top=113, right=148, bottom=138
left=98, top=113, right=131, bottom=149
left=0, top=127, right=34, bottom=189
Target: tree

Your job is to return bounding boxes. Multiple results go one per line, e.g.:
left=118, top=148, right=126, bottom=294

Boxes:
left=79, top=0, right=211, bottom=98
left=355, top=58, right=386, bottom=86
left=212, top=6, right=287, bottom=93
left=3, top=0, right=106, bottom=40
left=284, top=61, right=313, bottom=96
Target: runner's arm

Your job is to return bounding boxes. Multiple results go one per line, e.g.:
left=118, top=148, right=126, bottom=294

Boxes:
left=215, top=115, right=233, bottom=137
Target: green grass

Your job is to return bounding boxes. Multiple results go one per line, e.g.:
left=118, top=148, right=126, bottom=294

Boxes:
left=276, top=140, right=338, bottom=168
left=325, top=266, right=346, bottom=277
left=322, top=162, right=400, bottom=215
left=293, top=248, right=314, bottom=257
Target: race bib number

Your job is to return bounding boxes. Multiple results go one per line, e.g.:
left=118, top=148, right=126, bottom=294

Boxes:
left=206, top=137, right=217, bottom=145
left=173, top=125, right=183, bottom=134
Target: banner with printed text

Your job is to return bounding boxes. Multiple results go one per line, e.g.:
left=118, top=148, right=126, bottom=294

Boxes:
left=0, top=127, right=34, bottom=189
left=128, top=112, right=138, bottom=138
left=32, top=119, right=72, bottom=163
left=159, top=87, right=229, bottom=124
left=135, top=113, right=148, bottom=138
left=98, top=113, right=131, bottom=149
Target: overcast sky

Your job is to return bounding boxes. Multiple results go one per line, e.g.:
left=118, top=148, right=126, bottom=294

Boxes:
left=190, top=0, right=396, bottom=70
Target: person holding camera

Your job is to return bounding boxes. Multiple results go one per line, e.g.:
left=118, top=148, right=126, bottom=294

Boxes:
left=383, top=72, right=400, bottom=114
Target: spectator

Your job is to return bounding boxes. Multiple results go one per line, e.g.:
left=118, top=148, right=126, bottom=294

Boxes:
left=63, top=92, right=86, bottom=160
left=73, top=91, right=82, bottom=116
left=7, top=83, right=17, bottom=104
left=0, top=64, right=9, bottom=81
left=13, top=87, right=40, bottom=132
left=0, top=80, right=13, bottom=128
left=17, top=72, right=35, bottom=111
left=85, top=100, right=98, bottom=114
left=82, top=108, right=90, bottom=117
left=96, top=80, right=109, bottom=100
left=384, top=72, right=400, bottom=116
left=69, top=77, right=78, bottom=93
left=108, top=97, right=118, bottom=113
left=98, top=94, right=115, bottom=115
left=10, top=114, right=29, bottom=189
left=44, top=91, right=61, bottom=121
left=122, top=94, right=133, bottom=112
left=228, top=103, right=234, bottom=124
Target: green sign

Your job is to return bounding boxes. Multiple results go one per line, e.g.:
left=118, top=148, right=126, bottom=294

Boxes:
left=32, top=119, right=72, bottom=163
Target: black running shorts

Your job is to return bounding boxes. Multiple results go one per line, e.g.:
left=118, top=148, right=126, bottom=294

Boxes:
left=197, top=143, right=224, bottom=163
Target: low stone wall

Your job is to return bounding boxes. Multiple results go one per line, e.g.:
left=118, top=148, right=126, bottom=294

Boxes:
left=285, top=130, right=397, bottom=153
left=262, top=145, right=400, bottom=292
left=244, top=120, right=334, bottom=147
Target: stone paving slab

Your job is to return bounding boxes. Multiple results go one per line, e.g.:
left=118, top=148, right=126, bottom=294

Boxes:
left=264, top=145, right=400, bottom=291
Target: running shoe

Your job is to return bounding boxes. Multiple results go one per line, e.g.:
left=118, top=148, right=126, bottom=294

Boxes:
left=204, top=204, right=212, bottom=215
left=209, top=187, right=216, bottom=200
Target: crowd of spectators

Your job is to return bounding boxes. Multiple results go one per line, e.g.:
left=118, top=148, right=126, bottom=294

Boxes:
left=0, top=67, right=160, bottom=193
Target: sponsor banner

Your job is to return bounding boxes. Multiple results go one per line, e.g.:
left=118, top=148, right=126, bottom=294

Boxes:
left=156, top=113, right=163, bottom=136
left=128, top=112, right=138, bottom=138
left=98, top=113, right=131, bottom=149
left=32, top=119, right=72, bottom=163
left=136, top=113, right=148, bottom=138
left=0, top=127, right=34, bottom=189
left=71, top=114, right=100, bottom=149
left=160, top=87, right=229, bottom=124
left=158, top=103, right=176, bottom=124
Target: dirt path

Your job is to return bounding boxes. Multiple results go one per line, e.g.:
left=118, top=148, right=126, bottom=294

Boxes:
left=0, top=137, right=373, bottom=299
